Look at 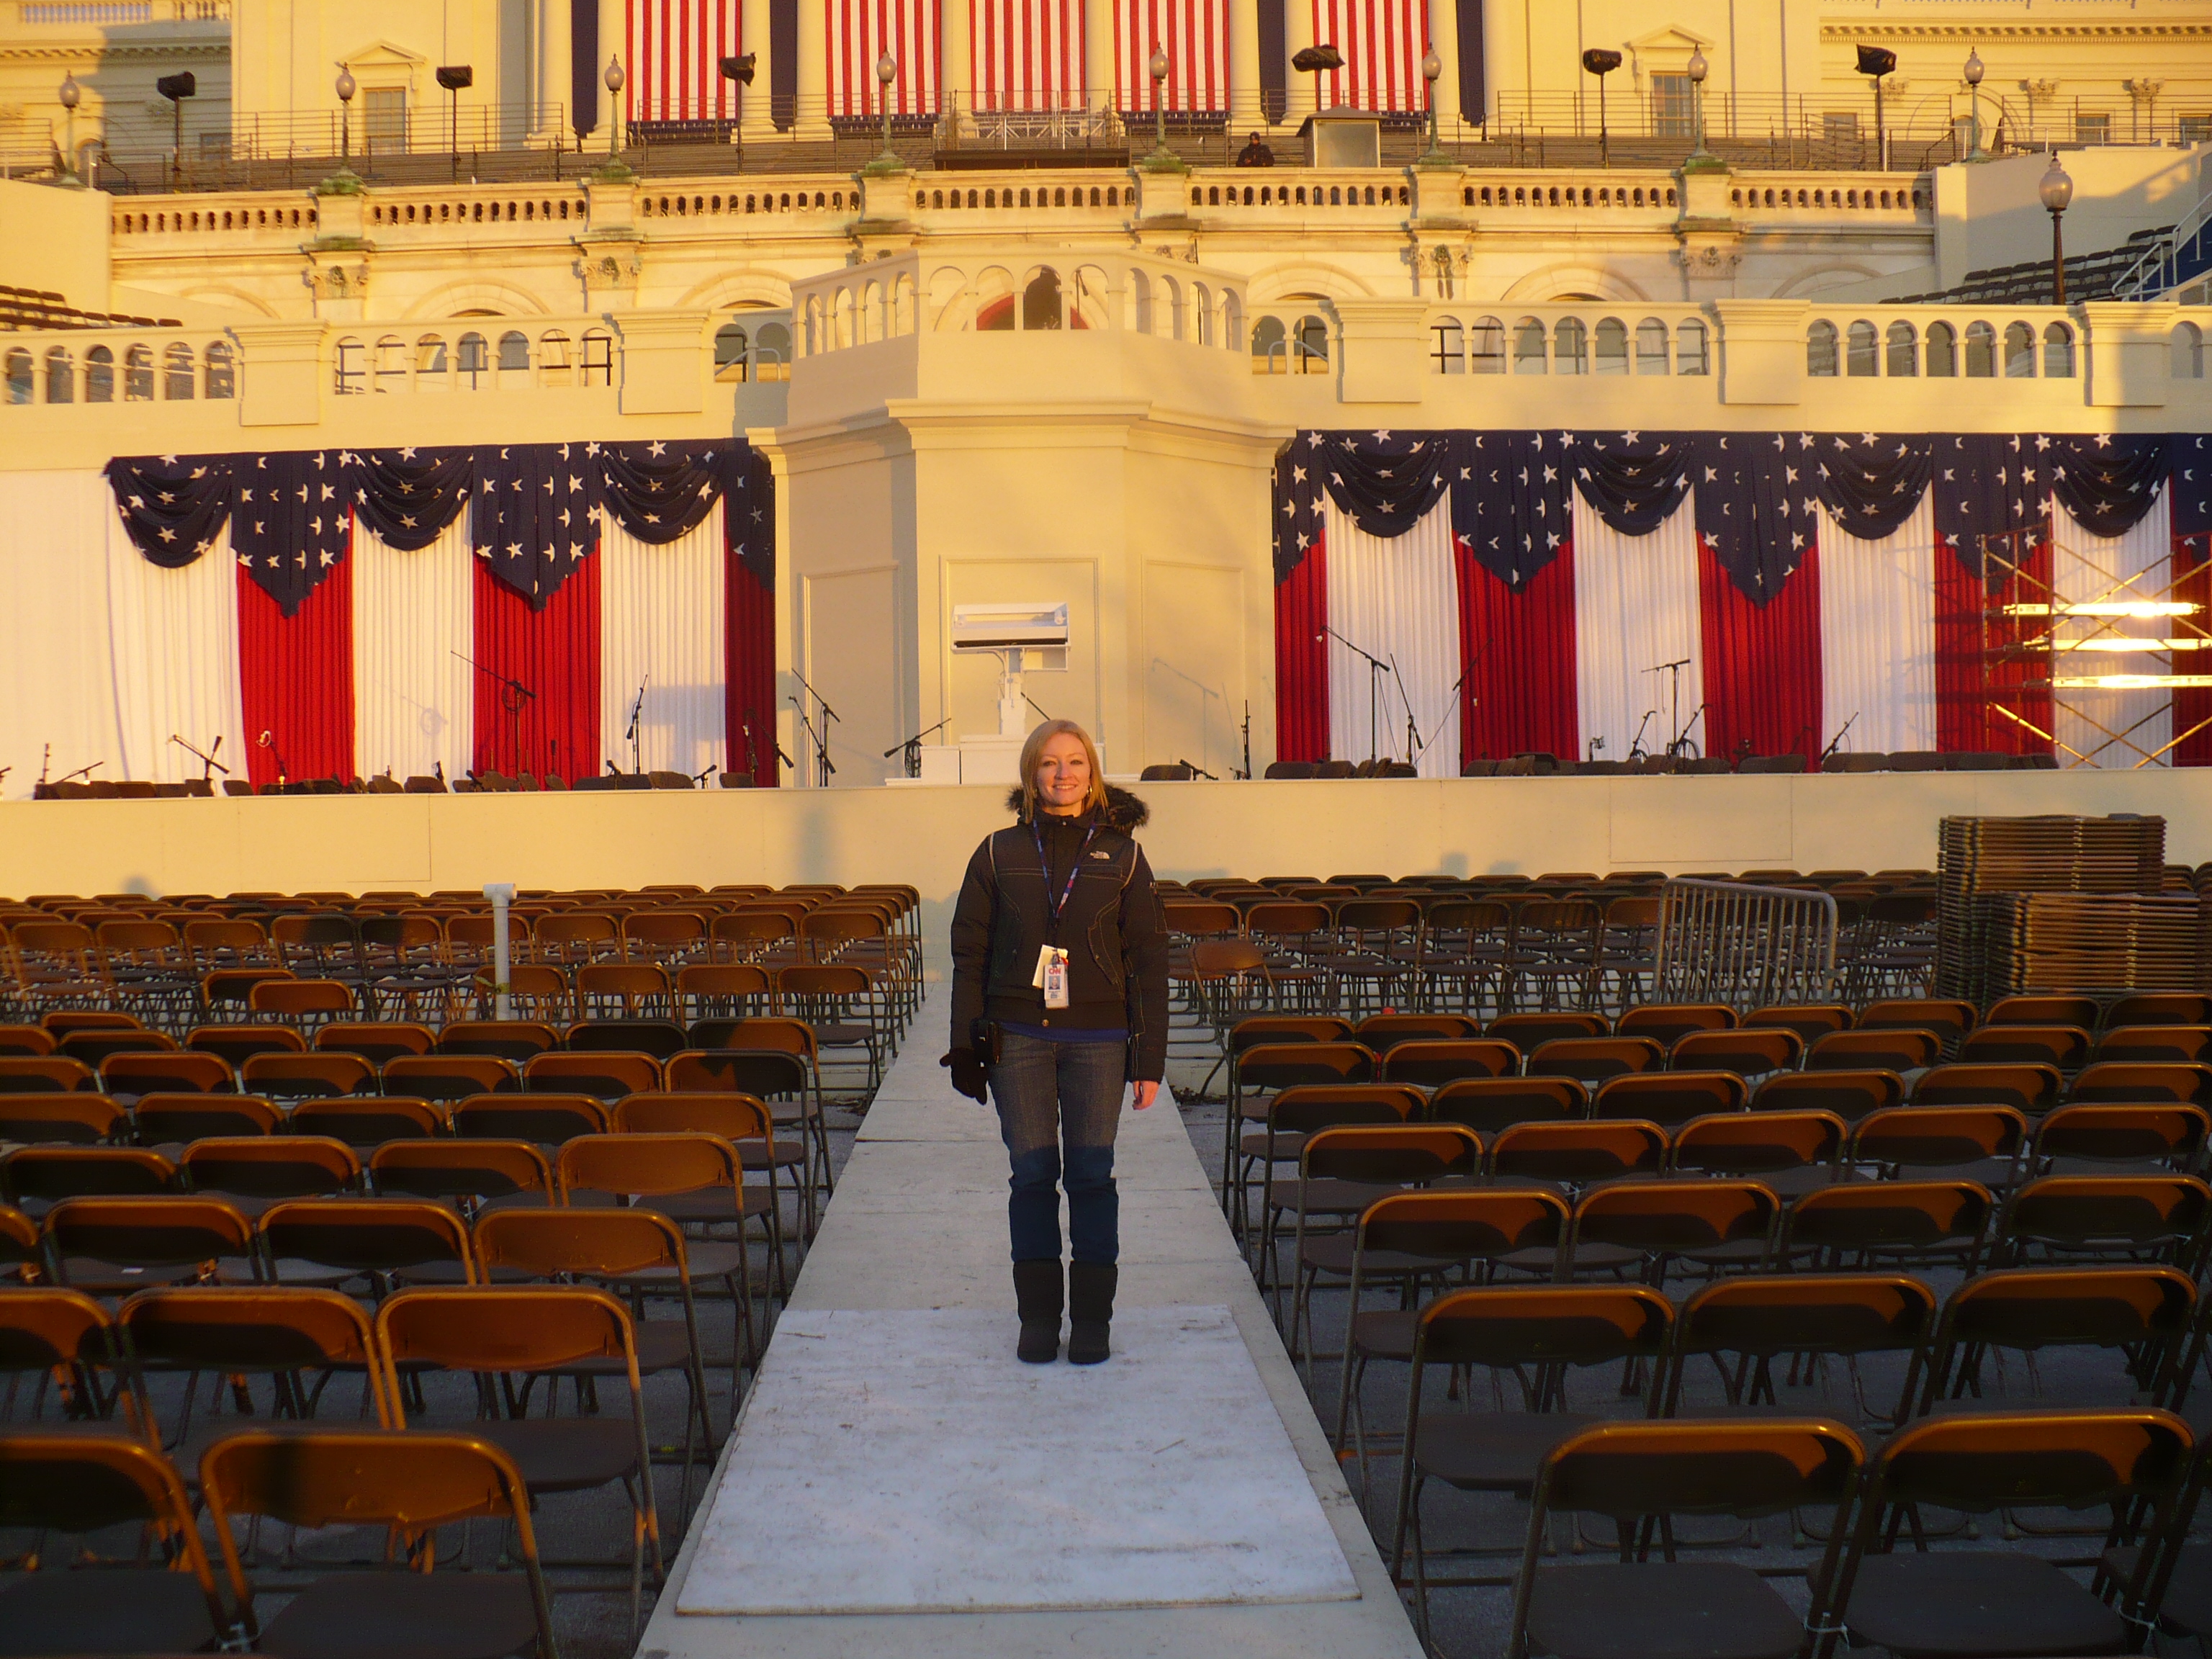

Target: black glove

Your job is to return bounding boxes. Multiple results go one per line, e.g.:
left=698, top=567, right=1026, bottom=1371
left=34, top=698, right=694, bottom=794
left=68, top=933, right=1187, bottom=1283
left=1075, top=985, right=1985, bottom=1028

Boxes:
left=940, top=1048, right=989, bottom=1104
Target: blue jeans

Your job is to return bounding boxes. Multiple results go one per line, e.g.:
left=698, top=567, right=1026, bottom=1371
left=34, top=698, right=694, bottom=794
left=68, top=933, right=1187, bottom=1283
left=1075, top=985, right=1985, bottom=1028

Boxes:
left=989, top=1030, right=1126, bottom=1265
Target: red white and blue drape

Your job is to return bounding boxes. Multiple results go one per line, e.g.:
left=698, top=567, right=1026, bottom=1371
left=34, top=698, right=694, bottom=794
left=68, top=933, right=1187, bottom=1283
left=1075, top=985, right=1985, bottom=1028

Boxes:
left=101, top=442, right=778, bottom=788
left=828, top=0, right=942, bottom=120
left=971, top=0, right=1084, bottom=110
left=628, top=0, right=748, bottom=127
left=1113, top=0, right=1228, bottom=114
left=1273, top=429, right=2212, bottom=770
left=1308, top=0, right=1423, bottom=114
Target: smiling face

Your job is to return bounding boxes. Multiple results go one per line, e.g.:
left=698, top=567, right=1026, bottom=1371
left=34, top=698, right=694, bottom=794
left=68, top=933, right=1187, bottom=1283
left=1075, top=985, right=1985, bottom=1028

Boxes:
left=1034, top=732, right=1093, bottom=816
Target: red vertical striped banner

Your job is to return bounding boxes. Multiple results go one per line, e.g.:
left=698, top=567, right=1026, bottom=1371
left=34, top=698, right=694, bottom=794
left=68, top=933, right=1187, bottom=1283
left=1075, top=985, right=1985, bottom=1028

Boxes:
left=972, top=0, right=1084, bottom=110
left=1112, top=0, right=1227, bottom=113
left=1935, top=534, right=2051, bottom=755
left=724, top=552, right=778, bottom=784
left=238, top=549, right=357, bottom=787
left=628, top=0, right=746, bottom=125
left=1307, top=0, right=1421, bottom=112
left=1696, top=538, right=1824, bottom=765
left=472, top=561, right=603, bottom=781
left=1455, top=541, right=1578, bottom=764
left=1274, top=541, right=1330, bottom=763
left=827, top=0, right=941, bottom=117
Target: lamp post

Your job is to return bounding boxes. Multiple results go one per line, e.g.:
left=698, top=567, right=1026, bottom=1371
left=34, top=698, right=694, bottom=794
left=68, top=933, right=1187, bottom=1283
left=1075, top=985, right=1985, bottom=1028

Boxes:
left=1150, top=45, right=1169, bottom=154
left=1686, top=48, right=1710, bottom=162
left=436, top=64, right=473, bottom=179
left=1420, top=46, right=1445, bottom=162
left=877, top=50, right=898, bottom=161
left=335, top=66, right=356, bottom=161
left=155, top=71, right=194, bottom=190
left=1854, top=43, right=1896, bottom=169
left=1581, top=46, right=1621, bottom=167
left=2041, top=150, right=2073, bottom=306
left=1963, top=48, right=1987, bottom=160
left=603, top=55, right=624, bottom=157
left=56, top=71, right=83, bottom=188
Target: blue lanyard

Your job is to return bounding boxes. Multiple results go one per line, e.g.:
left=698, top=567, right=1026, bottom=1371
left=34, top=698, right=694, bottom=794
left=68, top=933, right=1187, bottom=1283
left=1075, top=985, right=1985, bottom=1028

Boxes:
left=1033, top=817, right=1098, bottom=943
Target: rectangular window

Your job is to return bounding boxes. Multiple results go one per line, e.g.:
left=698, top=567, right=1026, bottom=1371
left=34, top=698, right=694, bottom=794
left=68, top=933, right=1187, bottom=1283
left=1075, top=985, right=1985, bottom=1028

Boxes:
left=2181, top=116, right=2212, bottom=144
left=1652, top=74, right=1694, bottom=138
left=2075, top=112, right=2110, bottom=145
left=364, top=88, right=407, bottom=148
left=1822, top=110, right=1859, bottom=143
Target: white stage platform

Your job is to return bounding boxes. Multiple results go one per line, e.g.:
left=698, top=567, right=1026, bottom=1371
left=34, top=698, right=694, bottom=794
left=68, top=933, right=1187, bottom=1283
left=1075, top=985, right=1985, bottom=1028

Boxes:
left=637, top=985, right=1421, bottom=1659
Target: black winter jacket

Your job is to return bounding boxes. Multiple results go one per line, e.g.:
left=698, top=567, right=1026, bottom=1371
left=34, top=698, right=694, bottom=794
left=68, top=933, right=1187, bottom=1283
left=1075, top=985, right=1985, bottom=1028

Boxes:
left=948, top=784, right=1170, bottom=1082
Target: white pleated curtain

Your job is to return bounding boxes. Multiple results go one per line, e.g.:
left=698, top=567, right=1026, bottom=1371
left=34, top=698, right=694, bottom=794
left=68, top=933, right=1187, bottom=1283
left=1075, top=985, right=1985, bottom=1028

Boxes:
left=1321, top=498, right=1461, bottom=778
left=0, top=472, right=127, bottom=797
left=1818, top=497, right=1939, bottom=755
left=598, top=503, right=728, bottom=778
left=2054, top=495, right=2175, bottom=768
left=1572, top=490, right=1704, bottom=764
left=352, top=516, right=473, bottom=784
left=104, top=511, right=245, bottom=786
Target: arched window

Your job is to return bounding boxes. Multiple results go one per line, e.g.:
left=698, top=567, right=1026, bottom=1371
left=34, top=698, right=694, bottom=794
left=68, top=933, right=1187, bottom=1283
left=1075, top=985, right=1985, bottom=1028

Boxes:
left=1193, top=282, right=1212, bottom=345
left=1431, top=318, right=1464, bottom=373
left=163, top=342, right=194, bottom=400
left=1884, top=320, right=1917, bottom=377
left=45, top=346, right=74, bottom=403
left=1252, top=315, right=1287, bottom=373
left=1593, top=317, right=1629, bottom=374
left=204, top=341, right=234, bottom=398
left=1806, top=320, right=1839, bottom=377
left=832, top=289, right=855, bottom=349
left=4, top=347, right=31, bottom=404
left=1552, top=317, right=1588, bottom=374
left=755, top=322, right=791, bottom=379
left=497, top=330, right=531, bottom=386
left=1160, top=275, right=1184, bottom=341
left=1925, top=320, right=1957, bottom=377
left=2003, top=321, right=2036, bottom=377
left=333, top=338, right=364, bottom=395
left=1965, top=321, right=1997, bottom=377
left=415, top=335, right=449, bottom=390
left=2043, top=321, right=2075, bottom=378
left=861, top=280, right=884, bottom=343
left=1129, top=271, right=1153, bottom=334
left=1845, top=320, right=1878, bottom=377
left=581, top=329, right=614, bottom=385
left=714, top=322, right=750, bottom=382
left=1294, top=313, right=1328, bottom=373
left=538, top=331, right=572, bottom=387
left=456, top=331, right=489, bottom=389
left=1635, top=318, right=1671, bottom=374
left=1219, top=290, right=1241, bottom=350
left=1676, top=318, right=1709, bottom=375
left=1512, top=316, right=1547, bottom=373
left=1022, top=269, right=1062, bottom=331
left=124, top=343, right=153, bottom=401
left=374, top=335, right=407, bottom=393
left=1470, top=316, right=1506, bottom=373
left=84, top=345, right=114, bottom=402
left=2173, top=320, right=2206, bottom=379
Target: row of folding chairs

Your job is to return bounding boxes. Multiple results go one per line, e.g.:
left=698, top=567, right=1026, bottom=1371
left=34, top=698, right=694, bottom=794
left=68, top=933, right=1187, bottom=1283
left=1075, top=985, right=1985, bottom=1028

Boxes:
left=1, top=1092, right=819, bottom=1246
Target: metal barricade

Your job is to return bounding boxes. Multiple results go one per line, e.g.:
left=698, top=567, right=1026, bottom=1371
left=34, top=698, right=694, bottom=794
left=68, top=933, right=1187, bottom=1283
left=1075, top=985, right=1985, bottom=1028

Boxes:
left=1655, top=879, right=1838, bottom=1010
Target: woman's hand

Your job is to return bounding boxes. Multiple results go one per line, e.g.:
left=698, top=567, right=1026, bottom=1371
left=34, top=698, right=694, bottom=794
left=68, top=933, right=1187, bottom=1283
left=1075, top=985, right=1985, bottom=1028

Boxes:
left=1130, top=1080, right=1160, bottom=1110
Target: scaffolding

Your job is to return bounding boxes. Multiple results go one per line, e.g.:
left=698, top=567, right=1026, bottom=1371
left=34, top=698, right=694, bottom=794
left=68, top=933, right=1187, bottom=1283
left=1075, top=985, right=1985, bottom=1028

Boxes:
left=1978, top=519, right=2212, bottom=768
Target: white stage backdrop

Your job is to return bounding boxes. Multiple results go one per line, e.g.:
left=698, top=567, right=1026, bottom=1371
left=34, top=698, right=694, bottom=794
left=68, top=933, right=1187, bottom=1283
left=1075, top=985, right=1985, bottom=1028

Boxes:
left=2055, top=495, right=2175, bottom=768
left=353, top=516, right=474, bottom=785
left=1573, top=490, right=1704, bottom=765
left=1323, top=498, right=1461, bottom=777
left=0, top=471, right=124, bottom=799
left=104, top=513, right=245, bottom=787
left=599, top=503, right=728, bottom=779
left=1819, top=496, right=1940, bottom=756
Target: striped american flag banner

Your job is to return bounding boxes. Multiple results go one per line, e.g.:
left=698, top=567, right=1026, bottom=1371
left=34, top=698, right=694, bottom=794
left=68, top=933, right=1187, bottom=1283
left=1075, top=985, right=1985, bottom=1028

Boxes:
left=828, top=0, right=941, bottom=119
left=971, top=0, right=1085, bottom=111
left=1308, top=0, right=1423, bottom=113
left=1114, top=0, right=1228, bottom=113
left=628, top=0, right=745, bottom=126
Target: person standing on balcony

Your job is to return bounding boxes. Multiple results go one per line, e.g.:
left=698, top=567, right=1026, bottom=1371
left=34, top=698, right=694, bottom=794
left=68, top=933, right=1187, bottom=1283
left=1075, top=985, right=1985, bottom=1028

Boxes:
left=1236, top=131, right=1276, bottom=166
left=943, top=720, right=1168, bottom=1366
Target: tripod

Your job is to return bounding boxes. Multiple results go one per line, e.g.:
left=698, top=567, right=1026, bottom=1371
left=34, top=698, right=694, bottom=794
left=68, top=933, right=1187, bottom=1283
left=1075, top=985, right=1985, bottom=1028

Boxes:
left=884, top=718, right=950, bottom=778
left=1645, top=658, right=1698, bottom=758
left=1322, top=626, right=1398, bottom=763
left=788, top=673, right=837, bottom=788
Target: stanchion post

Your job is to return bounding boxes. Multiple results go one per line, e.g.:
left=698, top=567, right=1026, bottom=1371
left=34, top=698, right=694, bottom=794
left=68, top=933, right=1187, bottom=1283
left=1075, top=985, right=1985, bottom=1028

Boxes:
left=485, top=882, right=516, bottom=1020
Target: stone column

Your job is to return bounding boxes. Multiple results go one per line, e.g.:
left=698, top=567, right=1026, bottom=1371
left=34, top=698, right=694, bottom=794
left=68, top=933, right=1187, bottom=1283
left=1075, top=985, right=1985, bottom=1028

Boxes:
left=597, top=0, right=624, bottom=142
left=1084, top=0, right=1116, bottom=126
left=940, top=0, right=971, bottom=144
left=536, top=0, right=573, bottom=143
left=1426, top=0, right=1458, bottom=139
left=1228, top=0, right=1263, bottom=138
left=794, top=0, right=830, bottom=138
left=1283, top=0, right=1315, bottom=127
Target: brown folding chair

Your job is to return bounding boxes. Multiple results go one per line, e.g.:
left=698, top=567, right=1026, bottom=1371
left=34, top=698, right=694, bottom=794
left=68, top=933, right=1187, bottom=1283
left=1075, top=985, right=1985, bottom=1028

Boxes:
left=289, top=1094, right=451, bottom=1148
left=1911, top=1061, right=2062, bottom=1117
left=611, top=1094, right=793, bottom=1295
left=0, top=1286, right=135, bottom=1431
left=523, top=1051, right=665, bottom=1102
left=1921, top=1265, right=2198, bottom=1413
left=1501, top=1419, right=1863, bottom=1659
left=1858, top=997, right=1976, bottom=1049
left=1488, top=1119, right=1667, bottom=1190
left=675, top=962, right=773, bottom=1025
left=1614, top=1003, right=1735, bottom=1046
left=0, top=1432, right=228, bottom=1656
left=1589, top=1070, right=1745, bottom=1128
left=1244, top=1084, right=1423, bottom=1280
left=0, top=1024, right=56, bottom=1056
left=1960, top=1024, right=2092, bottom=1071
left=1661, top=1274, right=1936, bottom=1429
left=668, top=1020, right=832, bottom=1223
left=1668, top=1109, right=1846, bottom=1196
left=2031, top=1102, right=2209, bottom=1176
left=370, top=1139, right=554, bottom=1211
left=99, top=1051, right=237, bottom=1100
left=1378, top=1039, right=1519, bottom=1090
left=454, top=1092, right=610, bottom=1146
left=440, top=1020, right=562, bottom=1064
left=135, top=1092, right=282, bottom=1145
left=1807, top=1028, right=1941, bottom=1073
left=179, top=1137, right=361, bottom=1213
left=199, top=1429, right=557, bottom=1659
left=315, top=1020, right=438, bottom=1064
left=1527, top=1036, right=1663, bottom=1084
left=45, top=1195, right=256, bottom=1292
left=1485, top=1012, right=1606, bottom=1052
left=1752, top=1067, right=1901, bottom=1124
left=1427, top=1075, right=1587, bottom=1136
left=0, top=1056, right=96, bottom=1094
left=1562, top=1178, right=1781, bottom=1285
left=3, top=1145, right=179, bottom=1212
left=1780, top=1178, right=1995, bottom=1273
left=2069, top=1060, right=2212, bottom=1105
left=382, top=1053, right=522, bottom=1102
left=258, top=1198, right=476, bottom=1291
left=1855, top=1103, right=2028, bottom=1192
left=186, top=1023, right=305, bottom=1066
left=375, top=1287, right=662, bottom=1626
left=1742, top=1004, right=1853, bottom=1044
left=2104, top=993, right=2212, bottom=1028
left=1223, top=1040, right=1379, bottom=1236
left=1987, top=994, right=2099, bottom=1029
left=1997, top=1174, right=2212, bottom=1274
left=0, top=1204, right=35, bottom=1283
left=248, top=978, right=357, bottom=1030
left=0, top=1094, right=127, bottom=1145
left=2092, top=1025, right=2212, bottom=1066
left=117, top=1283, right=391, bottom=1445
left=1667, top=1025, right=1803, bottom=1077
left=1391, top=1285, right=1674, bottom=1639
left=240, top=1052, right=378, bottom=1101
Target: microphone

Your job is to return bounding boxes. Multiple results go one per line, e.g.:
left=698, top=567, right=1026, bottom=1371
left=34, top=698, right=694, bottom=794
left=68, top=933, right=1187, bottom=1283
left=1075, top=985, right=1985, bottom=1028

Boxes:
left=606, top=759, right=621, bottom=775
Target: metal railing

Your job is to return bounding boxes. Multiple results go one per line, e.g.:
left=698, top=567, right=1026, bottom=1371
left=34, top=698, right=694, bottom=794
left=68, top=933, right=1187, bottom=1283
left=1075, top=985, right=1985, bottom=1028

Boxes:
left=1655, top=878, right=1838, bottom=1010
left=2113, top=189, right=2212, bottom=301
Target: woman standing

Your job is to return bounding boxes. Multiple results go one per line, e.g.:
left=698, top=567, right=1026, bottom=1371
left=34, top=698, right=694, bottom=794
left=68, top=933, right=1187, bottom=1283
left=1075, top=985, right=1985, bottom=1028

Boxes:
left=944, top=719, right=1169, bottom=1364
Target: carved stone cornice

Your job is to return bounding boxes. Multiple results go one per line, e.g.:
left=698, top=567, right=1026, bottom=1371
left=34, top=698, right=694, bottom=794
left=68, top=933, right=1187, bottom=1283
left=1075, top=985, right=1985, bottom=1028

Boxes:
left=1821, top=19, right=2211, bottom=42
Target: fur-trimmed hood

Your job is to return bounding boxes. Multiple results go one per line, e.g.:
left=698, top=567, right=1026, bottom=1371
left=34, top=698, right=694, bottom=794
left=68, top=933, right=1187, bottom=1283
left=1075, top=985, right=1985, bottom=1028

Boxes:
left=1003, top=783, right=1151, bottom=832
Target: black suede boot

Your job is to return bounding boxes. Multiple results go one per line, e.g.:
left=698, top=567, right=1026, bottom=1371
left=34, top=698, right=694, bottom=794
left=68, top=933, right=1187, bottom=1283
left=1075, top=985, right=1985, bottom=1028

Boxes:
left=1012, top=1259, right=1063, bottom=1363
left=1066, top=1262, right=1116, bottom=1364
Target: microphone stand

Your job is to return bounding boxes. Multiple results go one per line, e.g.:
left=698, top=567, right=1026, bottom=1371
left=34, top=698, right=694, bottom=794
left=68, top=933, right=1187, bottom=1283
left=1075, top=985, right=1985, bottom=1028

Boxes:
left=1820, top=711, right=1859, bottom=765
left=1238, top=701, right=1251, bottom=780
left=1387, top=652, right=1422, bottom=768
left=454, top=651, right=536, bottom=778
left=1627, top=709, right=1656, bottom=763
left=1645, top=657, right=1691, bottom=763
left=1322, top=625, right=1394, bottom=763
left=790, top=670, right=839, bottom=788
left=884, top=717, right=950, bottom=779
left=1670, top=703, right=1711, bottom=761
left=624, top=675, right=648, bottom=778
left=1179, top=758, right=1218, bottom=780
left=1412, top=667, right=1470, bottom=766
left=169, top=734, right=230, bottom=781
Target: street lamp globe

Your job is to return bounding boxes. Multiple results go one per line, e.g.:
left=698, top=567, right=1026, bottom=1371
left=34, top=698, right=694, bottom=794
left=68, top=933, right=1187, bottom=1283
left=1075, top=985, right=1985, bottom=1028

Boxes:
left=1686, top=48, right=1707, bottom=84
left=58, top=71, right=80, bottom=110
left=1963, top=48, right=1983, bottom=87
left=2038, top=151, right=2074, bottom=214
left=605, top=55, right=625, bottom=94
left=876, top=50, right=896, bottom=85
left=335, top=67, right=356, bottom=102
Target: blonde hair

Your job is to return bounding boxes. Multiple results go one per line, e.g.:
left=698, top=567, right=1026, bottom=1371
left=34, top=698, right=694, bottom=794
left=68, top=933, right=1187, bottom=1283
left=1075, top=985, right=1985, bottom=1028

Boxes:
left=1017, top=719, right=1109, bottom=822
